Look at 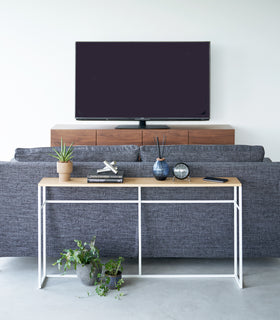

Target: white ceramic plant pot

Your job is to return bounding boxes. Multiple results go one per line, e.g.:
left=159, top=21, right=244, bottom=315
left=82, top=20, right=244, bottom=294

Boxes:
left=57, top=161, right=73, bottom=182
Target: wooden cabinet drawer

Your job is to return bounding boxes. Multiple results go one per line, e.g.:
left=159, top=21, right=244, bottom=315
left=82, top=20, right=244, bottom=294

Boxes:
left=51, top=129, right=96, bottom=146
left=142, top=129, right=189, bottom=145
left=97, top=129, right=142, bottom=145
left=188, top=129, right=235, bottom=145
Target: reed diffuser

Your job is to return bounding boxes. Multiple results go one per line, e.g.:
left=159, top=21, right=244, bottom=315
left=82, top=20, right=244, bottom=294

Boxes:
left=152, top=136, right=169, bottom=180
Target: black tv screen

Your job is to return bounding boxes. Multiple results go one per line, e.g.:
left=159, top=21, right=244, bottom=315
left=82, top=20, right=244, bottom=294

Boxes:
left=75, top=42, right=210, bottom=125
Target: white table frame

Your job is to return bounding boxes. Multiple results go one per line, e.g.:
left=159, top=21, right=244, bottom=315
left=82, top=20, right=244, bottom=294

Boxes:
left=38, top=177, right=243, bottom=289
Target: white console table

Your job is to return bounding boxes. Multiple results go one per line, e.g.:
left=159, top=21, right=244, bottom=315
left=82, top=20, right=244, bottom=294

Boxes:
left=38, top=177, right=243, bottom=289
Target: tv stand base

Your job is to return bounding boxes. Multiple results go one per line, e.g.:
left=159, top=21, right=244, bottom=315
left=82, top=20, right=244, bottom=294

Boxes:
left=116, top=120, right=169, bottom=129
left=116, top=125, right=170, bottom=129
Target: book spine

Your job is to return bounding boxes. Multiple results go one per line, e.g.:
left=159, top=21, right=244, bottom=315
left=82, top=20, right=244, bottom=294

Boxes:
left=88, top=175, right=123, bottom=179
left=87, top=178, right=123, bottom=183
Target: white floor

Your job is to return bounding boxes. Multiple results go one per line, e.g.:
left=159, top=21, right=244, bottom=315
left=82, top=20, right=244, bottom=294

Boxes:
left=1, top=257, right=280, bottom=320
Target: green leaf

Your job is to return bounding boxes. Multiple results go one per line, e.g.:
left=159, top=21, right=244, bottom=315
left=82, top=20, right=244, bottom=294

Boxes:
left=48, top=154, right=60, bottom=161
left=49, top=137, right=74, bottom=162
left=75, top=240, right=82, bottom=249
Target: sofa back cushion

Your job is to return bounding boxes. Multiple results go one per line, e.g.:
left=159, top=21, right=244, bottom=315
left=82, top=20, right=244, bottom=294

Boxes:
left=14, top=145, right=140, bottom=162
left=140, top=145, right=265, bottom=162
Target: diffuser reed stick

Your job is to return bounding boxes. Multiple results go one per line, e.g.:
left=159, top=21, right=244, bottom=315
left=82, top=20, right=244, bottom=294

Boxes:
left=156, top=136, right=161, bottom=158
left=161, top=136, right=165, bottom=159
left=154, top=136, right=166, bottom=159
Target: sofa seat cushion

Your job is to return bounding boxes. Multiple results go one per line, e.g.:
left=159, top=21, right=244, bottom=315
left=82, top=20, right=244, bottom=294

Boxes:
left=14, top=145, right=140, bottom=162
left=140, top=145, right=265, bottom=162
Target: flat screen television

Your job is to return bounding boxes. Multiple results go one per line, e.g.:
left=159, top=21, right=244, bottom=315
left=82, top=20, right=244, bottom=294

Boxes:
left=75, top=41, right=210, bottom=128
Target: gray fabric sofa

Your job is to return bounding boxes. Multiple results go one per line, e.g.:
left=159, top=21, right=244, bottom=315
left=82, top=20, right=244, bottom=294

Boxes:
left=0, top=144, right=279, bottom=258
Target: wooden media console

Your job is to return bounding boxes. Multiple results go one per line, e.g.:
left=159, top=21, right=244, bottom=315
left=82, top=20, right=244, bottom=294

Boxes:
left=51, top=124, right=235, bottom=146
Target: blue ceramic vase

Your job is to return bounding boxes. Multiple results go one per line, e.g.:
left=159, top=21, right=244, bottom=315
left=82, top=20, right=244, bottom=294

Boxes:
left=153, top=158, right=169, bottom=180
left=105, top=271, right=122, bottom=289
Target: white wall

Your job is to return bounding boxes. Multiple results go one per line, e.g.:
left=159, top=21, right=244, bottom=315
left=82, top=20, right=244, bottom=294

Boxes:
left=0, top=0, right=279, bottom=160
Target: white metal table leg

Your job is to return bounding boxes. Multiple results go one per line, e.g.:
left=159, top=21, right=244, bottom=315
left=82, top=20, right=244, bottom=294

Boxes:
left=43, top=186, right=47, bottom=282
left=38, top=186, right=42, bottom=288
left=238, top=186, right=243, bottom=288
left=138, top=186, right=142, bottom=275
left=234, top=187, right=237, bottom=277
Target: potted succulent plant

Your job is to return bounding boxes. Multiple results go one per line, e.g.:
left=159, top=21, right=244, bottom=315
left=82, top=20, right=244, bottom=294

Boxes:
left=95, top=256, right=124, bottom=297
left=53, top=236, right=102, bottom=286
left=49, top=137, right=74, bottom=182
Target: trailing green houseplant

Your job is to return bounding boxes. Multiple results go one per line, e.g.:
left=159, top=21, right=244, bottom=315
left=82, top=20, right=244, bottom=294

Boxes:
left=53, top=236, right=102, bottom=285
left=49, top=137, right=74, bottom=182
left=104, top=257, right=124, bottom=279
left=95, top=256, right=125, bottom=297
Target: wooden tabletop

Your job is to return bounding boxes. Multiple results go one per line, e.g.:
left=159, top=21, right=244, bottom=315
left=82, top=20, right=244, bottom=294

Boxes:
left=38, top=177, right=241, bottom=187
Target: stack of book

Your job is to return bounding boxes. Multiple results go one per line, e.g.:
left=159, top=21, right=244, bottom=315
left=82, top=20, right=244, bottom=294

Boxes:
left=87, top=170, right=124, bottom=183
